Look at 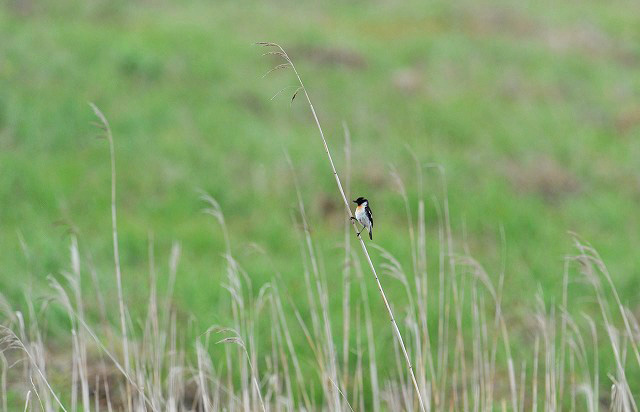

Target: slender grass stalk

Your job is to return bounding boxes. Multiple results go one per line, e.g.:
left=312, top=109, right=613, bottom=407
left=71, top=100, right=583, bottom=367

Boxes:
left=259, top=42, right=427, bottom=412
left=341, top=122, right=352, bottom=406
left=354, top=306, right=365, bottom=411
left=89, top=103, right=131, bottom=406
left=0, top=353, right=6, bottom=412
left=531, top=336, right=538, bottom=411
left=22, top=390, right=30, bottom=412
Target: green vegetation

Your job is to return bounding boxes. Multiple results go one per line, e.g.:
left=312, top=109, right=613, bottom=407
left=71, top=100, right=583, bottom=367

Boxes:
left=1, top=0, right=640, bottom=409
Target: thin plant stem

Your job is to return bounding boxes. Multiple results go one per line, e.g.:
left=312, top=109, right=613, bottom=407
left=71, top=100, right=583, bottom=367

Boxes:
left=258, top=42, right=427, bottom=412
left=90, top=103, right=132, bottom=408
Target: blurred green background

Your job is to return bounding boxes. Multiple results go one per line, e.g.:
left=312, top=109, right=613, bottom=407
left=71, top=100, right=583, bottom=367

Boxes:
left=1, top=0, right=640, bottom=383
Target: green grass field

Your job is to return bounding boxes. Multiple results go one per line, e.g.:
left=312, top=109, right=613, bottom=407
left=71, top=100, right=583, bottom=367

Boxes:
left=2, top=0, right=640, bottom=409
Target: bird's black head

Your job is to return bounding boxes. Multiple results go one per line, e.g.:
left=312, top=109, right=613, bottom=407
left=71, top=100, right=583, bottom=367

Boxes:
left=353, top=197, right=367, bottom=205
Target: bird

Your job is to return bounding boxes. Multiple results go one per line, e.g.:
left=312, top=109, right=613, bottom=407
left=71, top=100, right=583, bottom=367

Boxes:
left=351, top=197, right=373, bottom=240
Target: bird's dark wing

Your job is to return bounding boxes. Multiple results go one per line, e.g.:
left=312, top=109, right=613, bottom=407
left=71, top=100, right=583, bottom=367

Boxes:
left=365, top=205, right=373, bottom=228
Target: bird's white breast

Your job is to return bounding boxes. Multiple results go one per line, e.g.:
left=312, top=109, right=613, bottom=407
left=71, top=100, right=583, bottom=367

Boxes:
left=355, top=203, right=369, bottom=226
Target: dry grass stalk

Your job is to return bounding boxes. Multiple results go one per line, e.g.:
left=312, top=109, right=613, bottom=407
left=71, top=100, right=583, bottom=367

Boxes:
left=89, top=103, right=132, bottom=408
left=342, top=122, right=353, bottom=410
left=259, top=41, right=428, bottom=412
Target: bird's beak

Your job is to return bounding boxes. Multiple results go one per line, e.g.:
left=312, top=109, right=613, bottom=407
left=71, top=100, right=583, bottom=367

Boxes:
left=352, top=200, right=357, bottom=203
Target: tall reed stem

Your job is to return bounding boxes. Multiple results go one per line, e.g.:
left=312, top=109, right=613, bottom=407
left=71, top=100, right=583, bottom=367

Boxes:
left=90, top=103, right=131, bottom=406
left=259, top=42, right=427, bottom=412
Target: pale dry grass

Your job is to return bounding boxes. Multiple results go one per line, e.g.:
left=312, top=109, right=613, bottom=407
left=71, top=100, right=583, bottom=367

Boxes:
left=1, top=46, right=639, bottom=412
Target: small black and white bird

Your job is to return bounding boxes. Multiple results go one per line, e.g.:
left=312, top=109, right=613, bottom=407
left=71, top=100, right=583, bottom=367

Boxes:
left=351, top=197, right=373, bottom=240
